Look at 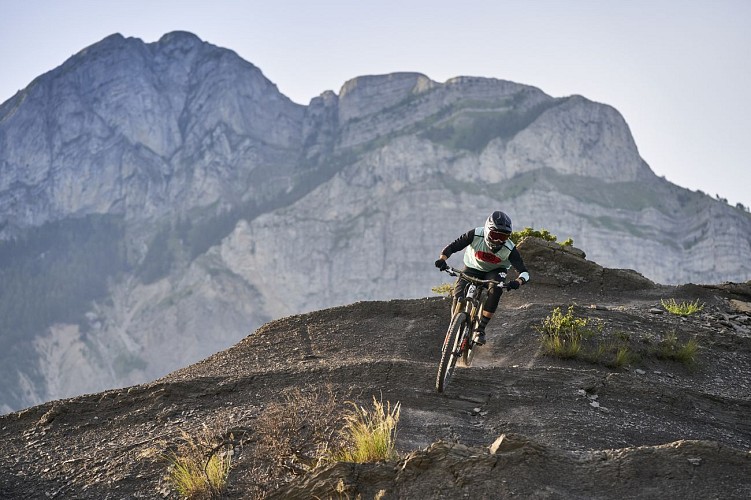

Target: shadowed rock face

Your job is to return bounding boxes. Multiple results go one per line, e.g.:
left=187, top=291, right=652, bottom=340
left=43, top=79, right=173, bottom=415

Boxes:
left=1, top=31, right=750, bottom=414
left=0, top=237, right=750, bottom=498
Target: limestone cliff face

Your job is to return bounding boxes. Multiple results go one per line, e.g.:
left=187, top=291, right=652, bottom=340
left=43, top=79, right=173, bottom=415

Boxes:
left=1, top=32, right=750, bottom=413
left=0, top=31, right=304, bottom=236
left=501, top=95, right=650, bottom=182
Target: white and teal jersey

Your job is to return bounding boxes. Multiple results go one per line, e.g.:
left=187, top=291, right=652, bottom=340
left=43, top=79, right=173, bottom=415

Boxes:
left=463, top=227, right=515, bottom=272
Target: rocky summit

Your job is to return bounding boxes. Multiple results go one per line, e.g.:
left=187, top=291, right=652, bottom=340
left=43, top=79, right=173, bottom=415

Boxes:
left=0, top=238, right=749, bottom=498
left=1, top=31, right=750, bottom=414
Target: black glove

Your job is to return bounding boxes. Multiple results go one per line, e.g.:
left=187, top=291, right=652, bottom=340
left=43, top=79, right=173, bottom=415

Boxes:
left=435, top=259, right=448, bottom=271
left=507, top=280, right=520, bottom=290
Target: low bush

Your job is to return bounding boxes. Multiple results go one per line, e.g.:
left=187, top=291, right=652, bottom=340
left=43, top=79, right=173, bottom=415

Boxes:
left=538, top=304, right=701, bottom=370
left=537, top=305, right=590, bottom=358
left=661, top=298, right=704, bottom=316
left=511, top=227, right=573, bottom=246
left=431, top=283, right=453, bottom=296
left=254, top=385, right=344, bottom=474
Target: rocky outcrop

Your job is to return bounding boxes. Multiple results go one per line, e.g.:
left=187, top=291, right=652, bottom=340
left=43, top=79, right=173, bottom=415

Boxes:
left=1, top=31, right=750, bottom=413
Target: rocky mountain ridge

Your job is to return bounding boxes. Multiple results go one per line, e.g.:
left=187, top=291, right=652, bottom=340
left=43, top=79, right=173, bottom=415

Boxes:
left=1, top=237, right=749, bottom=498
left=1, top=31, right=750, bottom=414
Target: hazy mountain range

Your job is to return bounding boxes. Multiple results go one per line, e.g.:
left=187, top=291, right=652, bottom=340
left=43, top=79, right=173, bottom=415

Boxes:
left=1, top=31, right=749, bottom=413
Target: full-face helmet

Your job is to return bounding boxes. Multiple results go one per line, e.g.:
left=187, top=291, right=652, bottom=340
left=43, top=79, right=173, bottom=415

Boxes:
left=484, top=211, right=512, bottom=251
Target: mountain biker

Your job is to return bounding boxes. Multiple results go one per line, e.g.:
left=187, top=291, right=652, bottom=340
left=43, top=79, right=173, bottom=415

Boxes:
left=434, top=211, right=530, bottom=345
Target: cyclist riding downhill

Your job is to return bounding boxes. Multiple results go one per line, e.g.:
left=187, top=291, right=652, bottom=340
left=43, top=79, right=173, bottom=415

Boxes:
left=435, top=211, right=530, bottom=346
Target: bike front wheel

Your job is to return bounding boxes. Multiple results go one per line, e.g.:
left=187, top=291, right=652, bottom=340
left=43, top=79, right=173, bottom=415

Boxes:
left=436, top=312, right=467, bottom=392
left=462, top=321, right=478, bottom=367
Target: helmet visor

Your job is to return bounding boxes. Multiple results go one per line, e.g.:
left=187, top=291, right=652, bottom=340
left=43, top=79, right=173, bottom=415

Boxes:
left=488, top=230, right=510, bottom=244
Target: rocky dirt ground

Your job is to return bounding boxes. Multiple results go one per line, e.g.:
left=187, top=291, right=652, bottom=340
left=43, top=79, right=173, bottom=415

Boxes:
left=1, top=238, right=750, bottom=499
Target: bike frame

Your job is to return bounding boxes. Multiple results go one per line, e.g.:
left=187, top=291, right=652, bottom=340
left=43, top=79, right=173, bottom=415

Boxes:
left=450, top=267, right=504, bottom=331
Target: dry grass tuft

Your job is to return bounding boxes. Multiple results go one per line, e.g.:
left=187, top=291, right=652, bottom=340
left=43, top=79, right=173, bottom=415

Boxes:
left=165, top=427, right=232, bottom=499
left=331, top=396, right=401, bottom=463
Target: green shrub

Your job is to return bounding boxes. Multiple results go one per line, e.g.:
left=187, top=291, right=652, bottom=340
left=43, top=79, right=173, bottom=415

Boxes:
left=660, top=298, right=704, bottom=316
left=538, top=305, right=589, bottom=358
left=510, top=227, right=573, bottom=246
left=431, top=283, right=453, bottom=296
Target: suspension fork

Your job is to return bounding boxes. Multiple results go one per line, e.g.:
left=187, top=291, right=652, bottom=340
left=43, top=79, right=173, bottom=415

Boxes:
left=451, top=297, right=463, bottom=316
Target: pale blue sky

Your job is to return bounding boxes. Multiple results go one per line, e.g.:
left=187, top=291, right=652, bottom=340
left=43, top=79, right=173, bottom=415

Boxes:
left=2, top=0, right=749, bottom=209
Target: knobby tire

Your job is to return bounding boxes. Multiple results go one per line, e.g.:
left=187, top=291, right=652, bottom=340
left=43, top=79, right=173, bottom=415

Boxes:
left=436, top=312, right=467, bottom=392
left=462, top=322, right=477, bottom=367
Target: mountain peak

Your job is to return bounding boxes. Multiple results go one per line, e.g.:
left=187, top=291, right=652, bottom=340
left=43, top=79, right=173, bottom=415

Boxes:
left=155, top=30, right=205, bottom=51
left=158, top=30, right=202, bottom=43
left=99, top=32, right=126, bottom=44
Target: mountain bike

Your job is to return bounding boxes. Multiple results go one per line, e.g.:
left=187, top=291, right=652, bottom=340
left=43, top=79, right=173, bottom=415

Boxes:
left=435, top=267, right=511, bottom=393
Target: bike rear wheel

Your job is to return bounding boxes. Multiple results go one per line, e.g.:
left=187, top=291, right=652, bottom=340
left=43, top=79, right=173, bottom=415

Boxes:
left=436, top=312, right=467, bottom=392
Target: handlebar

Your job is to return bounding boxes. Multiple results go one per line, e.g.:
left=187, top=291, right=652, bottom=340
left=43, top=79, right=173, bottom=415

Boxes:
left=443, top=266, right=513, bottom=290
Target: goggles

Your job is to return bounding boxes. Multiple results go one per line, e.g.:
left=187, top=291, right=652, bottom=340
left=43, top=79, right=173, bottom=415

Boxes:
left=488, top=230, right=510, bottom=243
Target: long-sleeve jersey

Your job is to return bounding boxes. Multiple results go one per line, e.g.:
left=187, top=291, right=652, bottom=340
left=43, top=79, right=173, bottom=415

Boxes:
left=441, top=227, right=529, bottom=279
